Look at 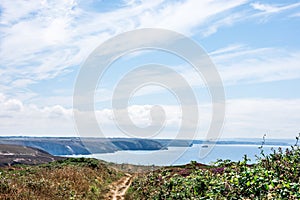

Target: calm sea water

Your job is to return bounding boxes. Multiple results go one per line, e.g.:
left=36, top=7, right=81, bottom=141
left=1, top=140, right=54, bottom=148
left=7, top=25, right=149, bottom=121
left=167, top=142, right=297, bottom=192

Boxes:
left=69, top=144, right=291, bottom=166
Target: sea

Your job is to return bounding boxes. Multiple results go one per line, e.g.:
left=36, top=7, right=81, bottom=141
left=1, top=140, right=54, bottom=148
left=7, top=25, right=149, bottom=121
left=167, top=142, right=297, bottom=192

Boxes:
left=68, top=144, right=292, bottom=166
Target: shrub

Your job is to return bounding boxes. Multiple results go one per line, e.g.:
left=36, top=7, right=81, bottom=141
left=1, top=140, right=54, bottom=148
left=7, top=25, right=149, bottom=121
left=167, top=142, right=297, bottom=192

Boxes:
left=126, top=134, right=300, bottom=199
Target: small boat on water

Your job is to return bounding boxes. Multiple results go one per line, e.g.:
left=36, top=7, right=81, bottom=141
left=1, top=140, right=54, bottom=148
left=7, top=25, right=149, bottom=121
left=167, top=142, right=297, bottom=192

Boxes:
left=201, top=145, right=209, bottom=148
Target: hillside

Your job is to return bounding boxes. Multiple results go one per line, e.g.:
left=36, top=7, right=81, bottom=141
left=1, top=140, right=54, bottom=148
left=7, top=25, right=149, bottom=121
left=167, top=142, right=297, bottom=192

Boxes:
left=0, top=157, right=125, bottom=199
left=0, top=144, right=154, bottom=200
left=0, top=137, right=165, bottom=155
left=0, top=144, right=64, bottom=167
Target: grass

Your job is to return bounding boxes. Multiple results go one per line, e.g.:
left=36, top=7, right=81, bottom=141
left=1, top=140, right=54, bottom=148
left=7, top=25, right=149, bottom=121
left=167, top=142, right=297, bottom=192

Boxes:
left=0, top=157, right=124, bottom=200
left=125, top=134, right=300, bottom=199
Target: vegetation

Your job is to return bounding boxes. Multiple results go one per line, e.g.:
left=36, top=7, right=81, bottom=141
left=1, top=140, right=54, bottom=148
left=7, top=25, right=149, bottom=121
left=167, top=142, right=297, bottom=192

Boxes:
left=0, top=135, right=299, bottom=199
left=0, top=157, right=123, bottom=200
left=126, top=135, right=300, bottom=199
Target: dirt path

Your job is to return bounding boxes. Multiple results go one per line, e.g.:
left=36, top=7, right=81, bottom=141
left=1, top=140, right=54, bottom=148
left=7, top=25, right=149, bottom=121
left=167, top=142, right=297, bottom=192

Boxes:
left=106, top=173, right=133, bottom=200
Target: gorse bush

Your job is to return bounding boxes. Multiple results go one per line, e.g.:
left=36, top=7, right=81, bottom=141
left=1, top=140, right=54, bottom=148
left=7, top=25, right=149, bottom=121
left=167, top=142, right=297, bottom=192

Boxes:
left=126, top=134, right=300, bottom=199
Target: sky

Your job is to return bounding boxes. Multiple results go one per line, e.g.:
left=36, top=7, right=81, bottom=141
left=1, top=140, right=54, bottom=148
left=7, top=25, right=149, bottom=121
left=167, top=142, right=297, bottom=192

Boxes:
left=0, top=0, right=300, bottom=139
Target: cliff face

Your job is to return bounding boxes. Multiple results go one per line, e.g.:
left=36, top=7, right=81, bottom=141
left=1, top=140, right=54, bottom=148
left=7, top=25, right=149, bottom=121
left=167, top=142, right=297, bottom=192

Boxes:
left=112, top=139, right=163, bottom=150
left=0, top=137, right=165, bottom=155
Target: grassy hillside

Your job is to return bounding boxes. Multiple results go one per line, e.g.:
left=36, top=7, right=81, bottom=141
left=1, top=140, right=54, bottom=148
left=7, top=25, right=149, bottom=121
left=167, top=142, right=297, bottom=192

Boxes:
left=0, top=158, right=123, bottom=200
left=126, top=137, right=300, bottom=199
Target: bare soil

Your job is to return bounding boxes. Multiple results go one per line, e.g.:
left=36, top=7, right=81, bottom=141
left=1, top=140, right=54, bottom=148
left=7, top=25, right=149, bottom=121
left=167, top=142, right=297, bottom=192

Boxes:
left=105, top=173, right=133, bottom=200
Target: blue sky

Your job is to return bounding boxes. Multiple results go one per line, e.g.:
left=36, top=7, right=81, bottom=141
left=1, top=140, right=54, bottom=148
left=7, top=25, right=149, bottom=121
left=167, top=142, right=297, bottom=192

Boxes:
left=0, top=0, right=300, bottom=139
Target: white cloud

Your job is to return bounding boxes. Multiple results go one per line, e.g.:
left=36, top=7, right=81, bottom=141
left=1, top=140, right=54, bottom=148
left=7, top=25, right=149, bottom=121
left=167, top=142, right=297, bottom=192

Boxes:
left=224, top=98, right=300, bottom=138
left=89, top=44, right=300, bottom=101
left=92, top=104, right=206, bottom=139
left=249, top=1, right=300, bottom=23
left=211, top=45, right=300, bottom=85
left=0, top=93, right=74, bottom=136
left=0, top=0, right=81, bottom=90
left=1, top=92, right=299, bottom=139
left=3, top=99, right=24, bottom=112
left=109, top=45, right=300, bottom=98
left=0, top=0, right=42, bottom=24
left=1, top=0, right=298, bottom=87
left=1, top=1, right=300, bottom=139
left=250, top=2, right=300, bottom=14
left=200, top=11, right=245, bottom=37
left=251, top=2, right=280, bottom=13
left=138, top=0, right=247, bottom=35
left=63, top=99, right=300, bottom=139
left=0, top=0, right=247, bottom=93
left=210, top=44, right=245, bottom=56
left=0, top=94, right=23, bottom=112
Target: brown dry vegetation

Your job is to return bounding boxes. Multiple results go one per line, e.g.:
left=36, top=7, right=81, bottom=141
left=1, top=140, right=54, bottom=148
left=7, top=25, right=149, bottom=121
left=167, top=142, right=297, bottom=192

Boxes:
left=0, top=158, right=124, bottom=200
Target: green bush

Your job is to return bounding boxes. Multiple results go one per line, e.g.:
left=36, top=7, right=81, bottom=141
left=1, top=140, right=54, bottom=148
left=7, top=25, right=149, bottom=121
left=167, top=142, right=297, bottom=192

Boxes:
left=126, top=135, right=300, bottom=199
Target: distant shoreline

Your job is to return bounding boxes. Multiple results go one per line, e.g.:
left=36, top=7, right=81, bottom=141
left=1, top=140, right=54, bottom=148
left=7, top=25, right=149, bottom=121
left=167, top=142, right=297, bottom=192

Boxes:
left=0, top=136, right=293, bottom=156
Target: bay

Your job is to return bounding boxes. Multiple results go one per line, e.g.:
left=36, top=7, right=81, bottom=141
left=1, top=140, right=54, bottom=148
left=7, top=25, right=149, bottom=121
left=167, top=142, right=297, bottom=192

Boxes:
left=68, top=144, right=291, bottom=166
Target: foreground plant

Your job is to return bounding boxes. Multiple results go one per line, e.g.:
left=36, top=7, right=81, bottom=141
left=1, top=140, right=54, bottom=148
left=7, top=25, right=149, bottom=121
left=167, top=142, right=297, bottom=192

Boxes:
left=0, top=158, right=123, bottom=200
left=126, top=134, right=300, bottom=199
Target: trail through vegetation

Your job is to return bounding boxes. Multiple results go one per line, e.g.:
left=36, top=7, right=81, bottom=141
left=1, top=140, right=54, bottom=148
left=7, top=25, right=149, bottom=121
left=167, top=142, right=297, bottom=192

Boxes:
left=106, top=173, right=133, bottom=200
